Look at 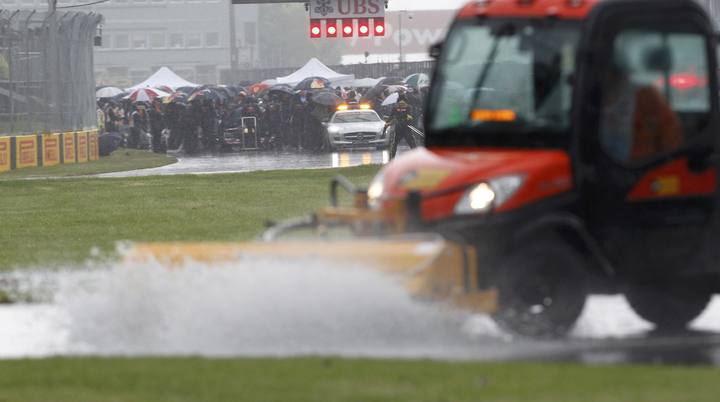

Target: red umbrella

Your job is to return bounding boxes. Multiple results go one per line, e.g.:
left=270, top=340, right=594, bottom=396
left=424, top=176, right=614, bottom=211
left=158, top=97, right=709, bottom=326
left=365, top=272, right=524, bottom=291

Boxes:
left=248, top=82, right=270, bottom=95
left=125, top=88, right=171, bottom=103
left=154, top=85, right=175, bottom=94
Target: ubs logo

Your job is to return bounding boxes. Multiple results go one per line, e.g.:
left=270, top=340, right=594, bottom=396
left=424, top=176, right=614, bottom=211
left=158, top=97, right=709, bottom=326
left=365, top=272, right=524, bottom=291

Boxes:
left=314, top=0, right=334, bottom=16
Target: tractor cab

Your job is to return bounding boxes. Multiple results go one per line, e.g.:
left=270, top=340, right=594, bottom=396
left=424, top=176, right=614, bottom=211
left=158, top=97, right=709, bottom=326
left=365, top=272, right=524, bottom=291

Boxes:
left=366, top=0, right=720, bottom=336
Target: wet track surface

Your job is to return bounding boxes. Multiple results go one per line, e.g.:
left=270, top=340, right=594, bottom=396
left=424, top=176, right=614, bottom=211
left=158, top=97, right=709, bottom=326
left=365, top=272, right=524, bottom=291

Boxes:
left=4, top=147, right=720, bottom=365
left=99, top=148, right=393, bottom=177
left=1, top=264, right=719, bottom=365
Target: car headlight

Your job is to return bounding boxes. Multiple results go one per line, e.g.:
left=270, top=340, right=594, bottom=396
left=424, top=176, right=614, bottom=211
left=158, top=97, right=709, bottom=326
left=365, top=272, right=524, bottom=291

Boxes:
left=454, top=175, right=524, bottom=215
left=327, top=126, right=341, bottom=135
left=367, top=171, right=385, bottom=210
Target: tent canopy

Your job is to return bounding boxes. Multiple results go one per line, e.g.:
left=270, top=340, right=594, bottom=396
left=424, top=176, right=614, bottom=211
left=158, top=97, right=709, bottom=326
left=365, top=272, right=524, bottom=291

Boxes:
left=276, top=58, right=355, bottom=88
left=127, top=67, right=199, bottom=91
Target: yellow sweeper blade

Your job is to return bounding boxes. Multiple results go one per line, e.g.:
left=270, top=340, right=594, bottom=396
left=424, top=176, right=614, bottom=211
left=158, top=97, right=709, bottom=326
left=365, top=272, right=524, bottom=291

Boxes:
left=125, top=237, right=498, bottom=314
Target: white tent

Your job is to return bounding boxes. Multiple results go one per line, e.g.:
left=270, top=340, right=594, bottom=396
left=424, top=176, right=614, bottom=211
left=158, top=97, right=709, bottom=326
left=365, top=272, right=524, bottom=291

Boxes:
left=276, top=58, right=355, bottom=88
left=127, top=67, right=199, bottom=91
left=353, top=77, right=380, bottom=88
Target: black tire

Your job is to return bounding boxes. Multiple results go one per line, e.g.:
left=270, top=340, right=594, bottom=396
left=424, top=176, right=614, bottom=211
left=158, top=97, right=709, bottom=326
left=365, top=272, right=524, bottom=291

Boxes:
left=626, top=286, right=710, bottom=332
left=492, top=242, right=588, bottom=339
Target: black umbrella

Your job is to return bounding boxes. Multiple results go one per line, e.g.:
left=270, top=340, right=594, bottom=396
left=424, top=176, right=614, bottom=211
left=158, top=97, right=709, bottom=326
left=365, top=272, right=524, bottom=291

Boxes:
left=310, top=90, right=342, bottom=107
left=293, top=77, right=331, bottom=91
left=268, top=84, right=294, bottom=95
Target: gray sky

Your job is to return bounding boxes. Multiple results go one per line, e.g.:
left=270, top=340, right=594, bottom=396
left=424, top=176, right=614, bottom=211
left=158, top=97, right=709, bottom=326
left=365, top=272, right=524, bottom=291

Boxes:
left=386, top=0, right=469, bottom=11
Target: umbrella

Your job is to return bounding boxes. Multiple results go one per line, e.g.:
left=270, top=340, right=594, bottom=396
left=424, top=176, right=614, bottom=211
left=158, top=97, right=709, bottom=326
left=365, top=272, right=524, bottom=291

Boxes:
left=154, top=85, right=175, bottom=94
left=294, top=76, right=331, bottom=91
left=381, top=92, right=399, bottom=106
left=404, top=73, right=430, bottom=88
left=125, top=88, right=171, bottom=103
left=248, top=82, right=270, bottom=95
left=175, top=86, right=196, bottom=95
left=96, top=87, right=124, bottom=98
left=188, top=89, right=220, bottom=102
left=310, top=90, right=342, bottom=107
left=163, top=92, right=187, bottom=104
left=267, top=84, right=294, bottom=96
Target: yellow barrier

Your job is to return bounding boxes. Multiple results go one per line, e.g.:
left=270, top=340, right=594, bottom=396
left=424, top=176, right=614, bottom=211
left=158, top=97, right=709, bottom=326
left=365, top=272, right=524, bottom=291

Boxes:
left=76, top=131, right=88, bottom=163
left=63, top=132, right=76, bottom=164
left=0, top=128, right=100, bottom=173
left=15, top=135, right=38, bottom=169
left=42, top=133, right=61, bottom=167
left=88, top=130, right=99, bottom=161
left=0, top=137, right=9, bottom=172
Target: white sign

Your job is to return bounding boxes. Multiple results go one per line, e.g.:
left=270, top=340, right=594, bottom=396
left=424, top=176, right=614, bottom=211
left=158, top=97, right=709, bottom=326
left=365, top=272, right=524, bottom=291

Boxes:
left=309, top=0, right=386, bottom=19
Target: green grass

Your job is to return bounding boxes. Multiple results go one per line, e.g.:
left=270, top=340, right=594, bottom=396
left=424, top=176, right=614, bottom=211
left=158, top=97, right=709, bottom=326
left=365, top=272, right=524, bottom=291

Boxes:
left=0, top=357, right=716, bottom=402
left=0, top=149, right=177, bottom=179
left=0, top=165, right=379, bottom=270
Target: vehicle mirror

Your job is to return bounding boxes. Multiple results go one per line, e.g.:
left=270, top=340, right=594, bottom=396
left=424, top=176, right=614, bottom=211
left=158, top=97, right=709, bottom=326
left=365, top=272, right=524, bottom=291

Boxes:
left=429, top=41, right=443, bottom=59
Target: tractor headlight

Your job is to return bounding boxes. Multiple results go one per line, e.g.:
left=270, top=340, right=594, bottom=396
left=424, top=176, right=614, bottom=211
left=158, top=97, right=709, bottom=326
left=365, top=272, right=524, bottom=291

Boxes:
left=367, top=172, right=385, bottom=210
left=454, top=175, right=524, bottom=215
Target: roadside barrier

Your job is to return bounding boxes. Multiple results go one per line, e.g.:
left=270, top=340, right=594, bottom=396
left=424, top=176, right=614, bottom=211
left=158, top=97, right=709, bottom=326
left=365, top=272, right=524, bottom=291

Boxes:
left=0, top=130, right=100, bottom=172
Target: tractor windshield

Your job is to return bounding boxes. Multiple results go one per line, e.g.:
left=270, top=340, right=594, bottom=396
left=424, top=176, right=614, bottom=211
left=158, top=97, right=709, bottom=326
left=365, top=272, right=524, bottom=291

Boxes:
left=427, top=19, right=581, bottom=148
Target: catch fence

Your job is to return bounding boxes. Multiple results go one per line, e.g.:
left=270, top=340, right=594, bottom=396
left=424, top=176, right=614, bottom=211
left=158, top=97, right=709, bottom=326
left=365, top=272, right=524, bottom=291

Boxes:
left=0, top=10, right=102, bottom=136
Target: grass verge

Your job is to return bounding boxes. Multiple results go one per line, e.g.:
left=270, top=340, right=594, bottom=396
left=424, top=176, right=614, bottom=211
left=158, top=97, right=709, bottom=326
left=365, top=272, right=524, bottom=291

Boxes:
left=0, top=165, right=379, bottom=270
left=0, top=149, right=177, bottom=179
left=0, top=357, right=717, bottom=402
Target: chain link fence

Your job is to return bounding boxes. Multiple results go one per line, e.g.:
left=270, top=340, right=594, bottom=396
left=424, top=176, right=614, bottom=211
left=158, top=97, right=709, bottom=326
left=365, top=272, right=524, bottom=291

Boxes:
left=0, top=10, right=101, bottom=136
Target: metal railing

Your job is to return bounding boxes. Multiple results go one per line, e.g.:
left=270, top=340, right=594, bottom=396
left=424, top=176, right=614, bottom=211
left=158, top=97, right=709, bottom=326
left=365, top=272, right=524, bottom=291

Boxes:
left=0, top=9, right=101, bottom=136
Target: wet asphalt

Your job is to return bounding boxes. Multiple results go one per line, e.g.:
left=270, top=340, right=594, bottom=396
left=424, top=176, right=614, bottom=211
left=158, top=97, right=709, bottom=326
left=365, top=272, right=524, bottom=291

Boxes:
left=63, top=147, right=720, bottom=365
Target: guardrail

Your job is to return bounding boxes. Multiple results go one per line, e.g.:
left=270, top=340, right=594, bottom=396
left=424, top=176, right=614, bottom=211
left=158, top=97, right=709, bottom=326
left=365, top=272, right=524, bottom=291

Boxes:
left=0, top=129, right=99, bottom=172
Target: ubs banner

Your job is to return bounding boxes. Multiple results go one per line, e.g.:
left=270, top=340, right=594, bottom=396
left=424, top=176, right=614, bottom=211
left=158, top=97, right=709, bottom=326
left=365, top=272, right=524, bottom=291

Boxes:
left=0, top=137, right=9, bottom=172
left=15, top=135, right=38, bottom=169
left=346, top=10, right=454, bottom=58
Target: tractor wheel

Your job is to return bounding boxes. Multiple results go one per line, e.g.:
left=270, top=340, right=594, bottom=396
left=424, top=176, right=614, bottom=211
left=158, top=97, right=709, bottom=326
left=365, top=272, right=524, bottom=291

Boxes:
left=626, top=286, right=710, bottom=332
left=492, top=242, right=588, bottom=339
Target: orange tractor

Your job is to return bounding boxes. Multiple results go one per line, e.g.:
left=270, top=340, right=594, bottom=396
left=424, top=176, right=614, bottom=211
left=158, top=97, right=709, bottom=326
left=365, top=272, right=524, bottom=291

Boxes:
left=135, top=0, right=720, bottom=337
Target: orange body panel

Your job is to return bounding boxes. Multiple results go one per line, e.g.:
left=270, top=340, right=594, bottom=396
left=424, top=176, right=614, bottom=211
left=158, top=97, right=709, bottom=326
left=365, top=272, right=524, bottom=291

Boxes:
left=457, top=0, right=598, bottom=20
left=627, top=159, right=716, bottom=201
left=381, top=148, right=574, bottom=221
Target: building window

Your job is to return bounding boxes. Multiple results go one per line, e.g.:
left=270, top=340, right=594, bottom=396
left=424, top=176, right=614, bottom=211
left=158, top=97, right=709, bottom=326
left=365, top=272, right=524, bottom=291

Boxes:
left=107, top=67, right=129, bottom=80
left=114, top=34, right=130, bottom=49
left=169, top=33, right=184, bottom=49
left=149, top=32, right=165, bottom=49
left=186, top=33, right=202, bottom=48
left=244, top=22, right=257, bottom=46
left=130, top=70, right=150, bottom=85
left=132, top=33, right=148, bottom=49
left=101, top=34, right=112, bottom=49
left=175, top=69, right=196, bottom=82
left=205, top=32, right=220, bottom=48
left=196, top=65, right=217, bottom=84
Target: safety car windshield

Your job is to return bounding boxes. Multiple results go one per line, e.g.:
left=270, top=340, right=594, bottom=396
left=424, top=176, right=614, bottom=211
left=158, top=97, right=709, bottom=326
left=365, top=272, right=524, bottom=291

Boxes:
left=427, top=19, right=580, bottom=148
left=332, top=111, right=381, bottom=123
